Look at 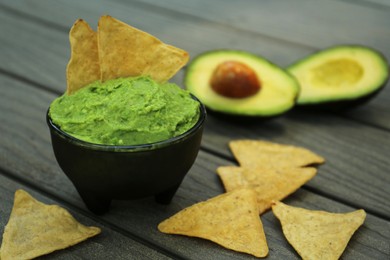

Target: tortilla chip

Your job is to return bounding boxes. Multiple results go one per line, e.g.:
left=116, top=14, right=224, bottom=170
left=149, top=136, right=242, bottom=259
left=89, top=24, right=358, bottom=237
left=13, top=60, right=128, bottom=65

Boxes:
left=272, top=201, right=366, bottom=260
left=229, top=140, right=325, bottom=169
left=143, top=44, right=190, bottom=82
left=158, top=188, right=268, bottom=258
left=98, top=15, right=189, bottom=82
left=217, top=166, right=317, bottom=214
left=66, top=19, right=100, bottom=95
left=0, top=190, right=101, bottom=260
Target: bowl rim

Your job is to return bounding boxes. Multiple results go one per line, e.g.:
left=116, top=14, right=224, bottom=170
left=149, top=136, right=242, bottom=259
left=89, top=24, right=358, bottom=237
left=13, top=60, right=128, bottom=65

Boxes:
left=47, top=94, right=206, bottom=152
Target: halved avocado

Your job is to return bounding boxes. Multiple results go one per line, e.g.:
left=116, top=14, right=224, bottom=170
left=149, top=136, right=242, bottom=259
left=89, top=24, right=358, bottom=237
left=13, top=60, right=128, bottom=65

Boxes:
left=184, top=50, right=300, bottom=117
left=287, top=45, right=389, bottom=109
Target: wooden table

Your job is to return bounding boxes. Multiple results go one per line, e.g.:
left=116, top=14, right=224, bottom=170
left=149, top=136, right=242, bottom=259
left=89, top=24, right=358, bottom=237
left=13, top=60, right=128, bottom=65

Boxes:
left=1, top=0, right=389, bottom=259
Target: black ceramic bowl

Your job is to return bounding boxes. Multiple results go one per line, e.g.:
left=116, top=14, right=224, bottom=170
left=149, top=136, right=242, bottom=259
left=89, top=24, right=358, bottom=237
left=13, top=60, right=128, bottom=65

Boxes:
left=47, top=96, right=206, bottom=214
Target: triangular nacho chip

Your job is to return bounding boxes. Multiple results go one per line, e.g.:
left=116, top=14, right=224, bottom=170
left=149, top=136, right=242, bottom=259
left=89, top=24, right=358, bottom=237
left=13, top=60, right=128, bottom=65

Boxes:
left=229, top=140, right=325, bottom=169
left=98, top=15, right=189, bottom=82
left=217, top=166, right=317, bottom=214
left=272, top=201, right=366, bottom=260
left=0, top=190, right=101, bottom=260
left=66, top=19, right=100, bottom=95
left=142, top=44, right=190, bottom=82
left=158, top=188, right=268, bottom=258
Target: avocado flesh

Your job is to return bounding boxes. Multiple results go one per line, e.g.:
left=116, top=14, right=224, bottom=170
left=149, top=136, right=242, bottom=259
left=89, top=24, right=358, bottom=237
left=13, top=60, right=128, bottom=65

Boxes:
left=185, top=50, right=300, bottom=117
left=287, top=46, right=389, bottom=106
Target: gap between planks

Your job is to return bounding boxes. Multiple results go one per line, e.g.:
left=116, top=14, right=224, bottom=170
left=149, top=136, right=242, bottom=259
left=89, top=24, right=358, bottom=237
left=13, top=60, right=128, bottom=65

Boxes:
left=1, top=64, right=390, bottom=222
left=1, top=1, right=389, bottom=221
left=0, top=165, right=187, bottom=260
left=340, top=0, right=390, bottom=11
left=116, top=0, right=318, bottom=51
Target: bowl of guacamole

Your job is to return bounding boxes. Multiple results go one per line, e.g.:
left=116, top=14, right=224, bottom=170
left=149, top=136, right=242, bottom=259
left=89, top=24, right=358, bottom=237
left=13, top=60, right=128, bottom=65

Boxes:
left=47, top=76, right=206, bottom=214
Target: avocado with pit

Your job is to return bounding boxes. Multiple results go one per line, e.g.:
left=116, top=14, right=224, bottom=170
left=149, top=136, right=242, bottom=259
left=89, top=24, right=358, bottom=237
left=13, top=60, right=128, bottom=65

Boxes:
left=287, top=45, right=389, bottom=109
left=184, top=50, right=300, bottom=117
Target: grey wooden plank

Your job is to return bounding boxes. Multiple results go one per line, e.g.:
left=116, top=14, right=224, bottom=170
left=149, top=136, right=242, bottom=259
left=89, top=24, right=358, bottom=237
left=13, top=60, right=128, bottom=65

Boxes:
left=202, top=111, right=390, bottom=218
left=342, top=0, right=390, bottom=9
left=0, top=174, right=171, bottom=260
left=128, top=0, right=390, bottom=129
left=0, top=6, right=68, bottom=92
left=0, top=1, right=389, bottom=216
left=0, top=74, right=295, bottom=259
left=1, top=0, right=390, bottom=130
left=1, top=1, right=389, bottom=259
left=279, top=190, right=390, bottom=259
left=133, top=0, right=390, bottom=60
left=0, top=0, right=313, bottom=90
left=0, top=63, right=294, bottom=259
left=1, top=75, right=389, bottom=259
left=1, top=23, right=390, bottom=219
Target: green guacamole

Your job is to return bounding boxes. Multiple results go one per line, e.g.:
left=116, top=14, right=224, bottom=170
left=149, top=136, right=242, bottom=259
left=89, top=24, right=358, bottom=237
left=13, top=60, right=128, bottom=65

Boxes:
left=49, top=76, right=200, bottom=145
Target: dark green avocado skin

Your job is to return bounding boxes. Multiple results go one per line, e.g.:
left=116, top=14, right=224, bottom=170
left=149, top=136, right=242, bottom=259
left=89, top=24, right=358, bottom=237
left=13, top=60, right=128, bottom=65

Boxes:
left=184, top=49, right=300, bottom=119
left=205, top=107, right=286, bottom=122
left=202, top=89, right=299, bottom=122
left=287, top=45, right=389, bottom=111
left=296, top=78, right=388, bottom=112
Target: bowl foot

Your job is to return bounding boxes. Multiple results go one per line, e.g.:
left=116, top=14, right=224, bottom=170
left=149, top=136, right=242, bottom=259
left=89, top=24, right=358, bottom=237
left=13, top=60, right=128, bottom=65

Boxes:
left=155, top=183, right=181, bottom=204
left=77, top=190, right=112, bottom=215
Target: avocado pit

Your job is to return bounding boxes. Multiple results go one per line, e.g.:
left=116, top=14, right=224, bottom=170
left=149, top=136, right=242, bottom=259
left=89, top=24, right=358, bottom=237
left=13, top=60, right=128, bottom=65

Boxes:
left=210, top=61, right=261, bottom=98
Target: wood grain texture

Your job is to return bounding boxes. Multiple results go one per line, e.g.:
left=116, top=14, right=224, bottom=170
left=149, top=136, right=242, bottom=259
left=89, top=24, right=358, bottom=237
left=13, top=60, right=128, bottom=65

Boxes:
left=1, top=0, right=389, bottom=130
left=1, top=30, right=389, bottom=218
left=0, top=0, right=389, bottom=258
left=202, top=111, right=390, bottom=218
left=1, top=75, right=389, bottom=259
left=0, top=175, right=171, bottom=260
left=133, top=0, right=390, bottom=59
left=0, top=0, right=310, bottom=82
left=343, top=0, right=390, bottom=9
left=129, top=0, right=390, bottom=129
left=0, top=0, right=389, bottom=217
